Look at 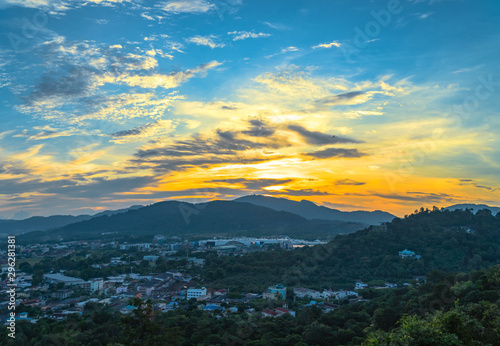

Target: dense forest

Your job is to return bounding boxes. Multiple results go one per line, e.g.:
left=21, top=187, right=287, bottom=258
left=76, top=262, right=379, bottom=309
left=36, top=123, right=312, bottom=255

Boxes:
left=202, top=207, right=500, bottom=291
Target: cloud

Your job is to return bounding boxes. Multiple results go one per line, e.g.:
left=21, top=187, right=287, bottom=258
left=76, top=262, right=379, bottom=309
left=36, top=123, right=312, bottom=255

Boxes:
left=287, top=124, right=363, bottom=145
left=25, top=66, right=94, bottom=105
left=344, top=110, right=384, bottom=119
left=228, top=31, right=271, bottom=41
left=110, top=120, right=175, bottom=143
left=312, top=41, right=341, bottom=49
left=96, top=60, right=223, bottom=89
left=241, top=118, right=276, bottom=137
left=452, top=65, right=484, bottom=74
left=158, top=0, right=214, bottom=14
left=456, top=179, right=498, bottom=192
left=0, top=0, right=129, bottom=12
left=20, top=38, right=222, bottom=117
left=135, top=129, right=287, bottom=159
left=130, top=120, right=292, bottom=172
left=262, top=22, right=290, bottom=31
left=209, top=178, right=294, bottom=190
left=265, top=46, right=300, bottom=59
left=335, top=179, right=366, bottom=186
left=315, top=91, right=369, bottom=106
left=14, top=125, right=76, bottom=140
left=370, top=192, right=456, bottom=203
left=263, top=189, right=329, bottom=196
left=186, top=35, right=225, bottom=48
left=304, top=148, right=367, bottom=159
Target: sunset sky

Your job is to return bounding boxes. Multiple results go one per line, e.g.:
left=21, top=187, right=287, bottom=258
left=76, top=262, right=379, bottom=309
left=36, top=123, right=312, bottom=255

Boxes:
left=1, top=0, right=499, bottom=218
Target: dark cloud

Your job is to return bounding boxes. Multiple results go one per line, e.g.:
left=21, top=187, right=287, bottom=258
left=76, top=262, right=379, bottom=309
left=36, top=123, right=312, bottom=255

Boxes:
left=315, top=91, right=365, bottom=106
left=456, top=179, right=498, bottom=192
left=209, top=178, right=294, bottom=190
left=0, top=178, right=78, bottom=195
left=25, top=66, right=93, bottom=104
left=335, top=179, right=366, bottom=186
left=111, top=121, right=162, bottom=138
left=305, top=147, right=366, bottom=159
left=130, top=120, right=293, bottom=173
left=129, top=156, right=283, bottom=173
left=43, top=176, right=157, bottom=198
left=216, top=129, right=236, bottom=141
left=24, top=40, right=218, bottom=107
left=242, top=118, right=275, bottom=137
left=287, top=124, right=362, bottom=145
left=221, top=105, right=238, bottom=110
left=371, top=192, right=455, bottom=203
left=135, top=121, right=290, bottom=161
left=135, top=134, right=282, bottom=158
left=263, top=189, right=328, bottom=196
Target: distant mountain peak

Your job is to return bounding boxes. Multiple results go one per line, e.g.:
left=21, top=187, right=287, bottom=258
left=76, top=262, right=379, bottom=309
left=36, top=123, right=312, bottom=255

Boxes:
left=445, top=203, right=500, bottom=215
left=234, top=195, right=396, bottom=225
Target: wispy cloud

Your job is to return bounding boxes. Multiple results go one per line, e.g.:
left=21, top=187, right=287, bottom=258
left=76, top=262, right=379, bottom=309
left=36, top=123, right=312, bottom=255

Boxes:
left=158, top=0, right=214, bottom=14
left=304, top=147, right=367, bottom=159
left=287, top=124, right=363, bottom=145
left=262, top=21, right=290, bottom=31
left=265, top=46, right=300, bottom=59
left=228, top=31, right=271, bottom=41
left=186, top=35, right=225, bottom=48
left=335, top=179, right=366, bottom=186
left=312, top=41, right=341, bottom=49
left=110, top=120, right=175, bottom=143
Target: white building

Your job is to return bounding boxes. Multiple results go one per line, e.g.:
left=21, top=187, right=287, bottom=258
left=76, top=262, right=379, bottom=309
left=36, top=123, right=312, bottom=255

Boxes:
left=293, top=288, right=322, bottom=299
left=187, top=287, right=207, bottom=299
left=83, top=278, right=104, bottom=293
left=355, top=282, right=368, bottom=290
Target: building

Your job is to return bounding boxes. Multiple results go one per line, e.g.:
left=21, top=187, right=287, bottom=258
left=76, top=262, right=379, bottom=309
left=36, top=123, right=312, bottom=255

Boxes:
left=82, top=278, right=104, bottom=293
left=44, top=274, right=84, bottom=286
left=262, top=309, right=279, bottom=318
left=143, top=255, right=159, bottom=262
left=355, top=282, right=368, bottom=290
left=52, top=289, right=74, bottom=300
left=399, top=249, right=421, bottom=259
left=279, top=240, right=292, bottom=250
left=264, top=284, right=287, bottom=300
left=293, top=288, right=322, bottom=299
left=187, top=287, right=207, bottom=299
left=275, top=307, right=296, bottom=317
left=153, top=235, right=166, bottom=244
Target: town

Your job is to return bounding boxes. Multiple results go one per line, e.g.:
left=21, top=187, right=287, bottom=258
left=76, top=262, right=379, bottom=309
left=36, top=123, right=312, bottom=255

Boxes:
left=0, top=235, right=415, bottom=325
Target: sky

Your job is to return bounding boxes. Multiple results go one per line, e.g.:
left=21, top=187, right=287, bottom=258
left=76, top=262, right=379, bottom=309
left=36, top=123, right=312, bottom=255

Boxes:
left=0, top=0, right=499, bottom=219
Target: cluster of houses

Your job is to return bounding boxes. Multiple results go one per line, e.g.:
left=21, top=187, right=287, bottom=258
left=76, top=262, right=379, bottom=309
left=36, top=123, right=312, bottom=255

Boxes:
left=0, top=233, right=421, bottom=326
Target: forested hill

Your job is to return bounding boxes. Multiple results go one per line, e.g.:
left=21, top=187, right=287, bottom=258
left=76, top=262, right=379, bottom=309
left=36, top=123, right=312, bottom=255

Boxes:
left=16, top=200, right=365, bottom=244
left=234, top=195, right=396, bottom=224
left=204, top=207, right=500, bottom=290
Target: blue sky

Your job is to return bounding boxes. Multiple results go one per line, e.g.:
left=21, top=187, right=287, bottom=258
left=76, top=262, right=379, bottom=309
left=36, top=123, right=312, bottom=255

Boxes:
left=0, top=0, right=499, bottom=218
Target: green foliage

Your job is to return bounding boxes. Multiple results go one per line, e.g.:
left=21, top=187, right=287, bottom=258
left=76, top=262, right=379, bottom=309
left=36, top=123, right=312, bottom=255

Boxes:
left=203, top=208, right=500, bottom=291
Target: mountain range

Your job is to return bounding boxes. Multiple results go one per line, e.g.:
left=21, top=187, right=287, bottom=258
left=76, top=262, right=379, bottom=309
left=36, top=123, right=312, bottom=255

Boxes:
left=445, top=203, right=500, bottom=215
left=16, top=200, right=365, bottom=243
left=0, top=205, right=143, bottom=236
left=235, top=195, right=396, bottom=224
left=5, top=196, right=499, bottom=243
